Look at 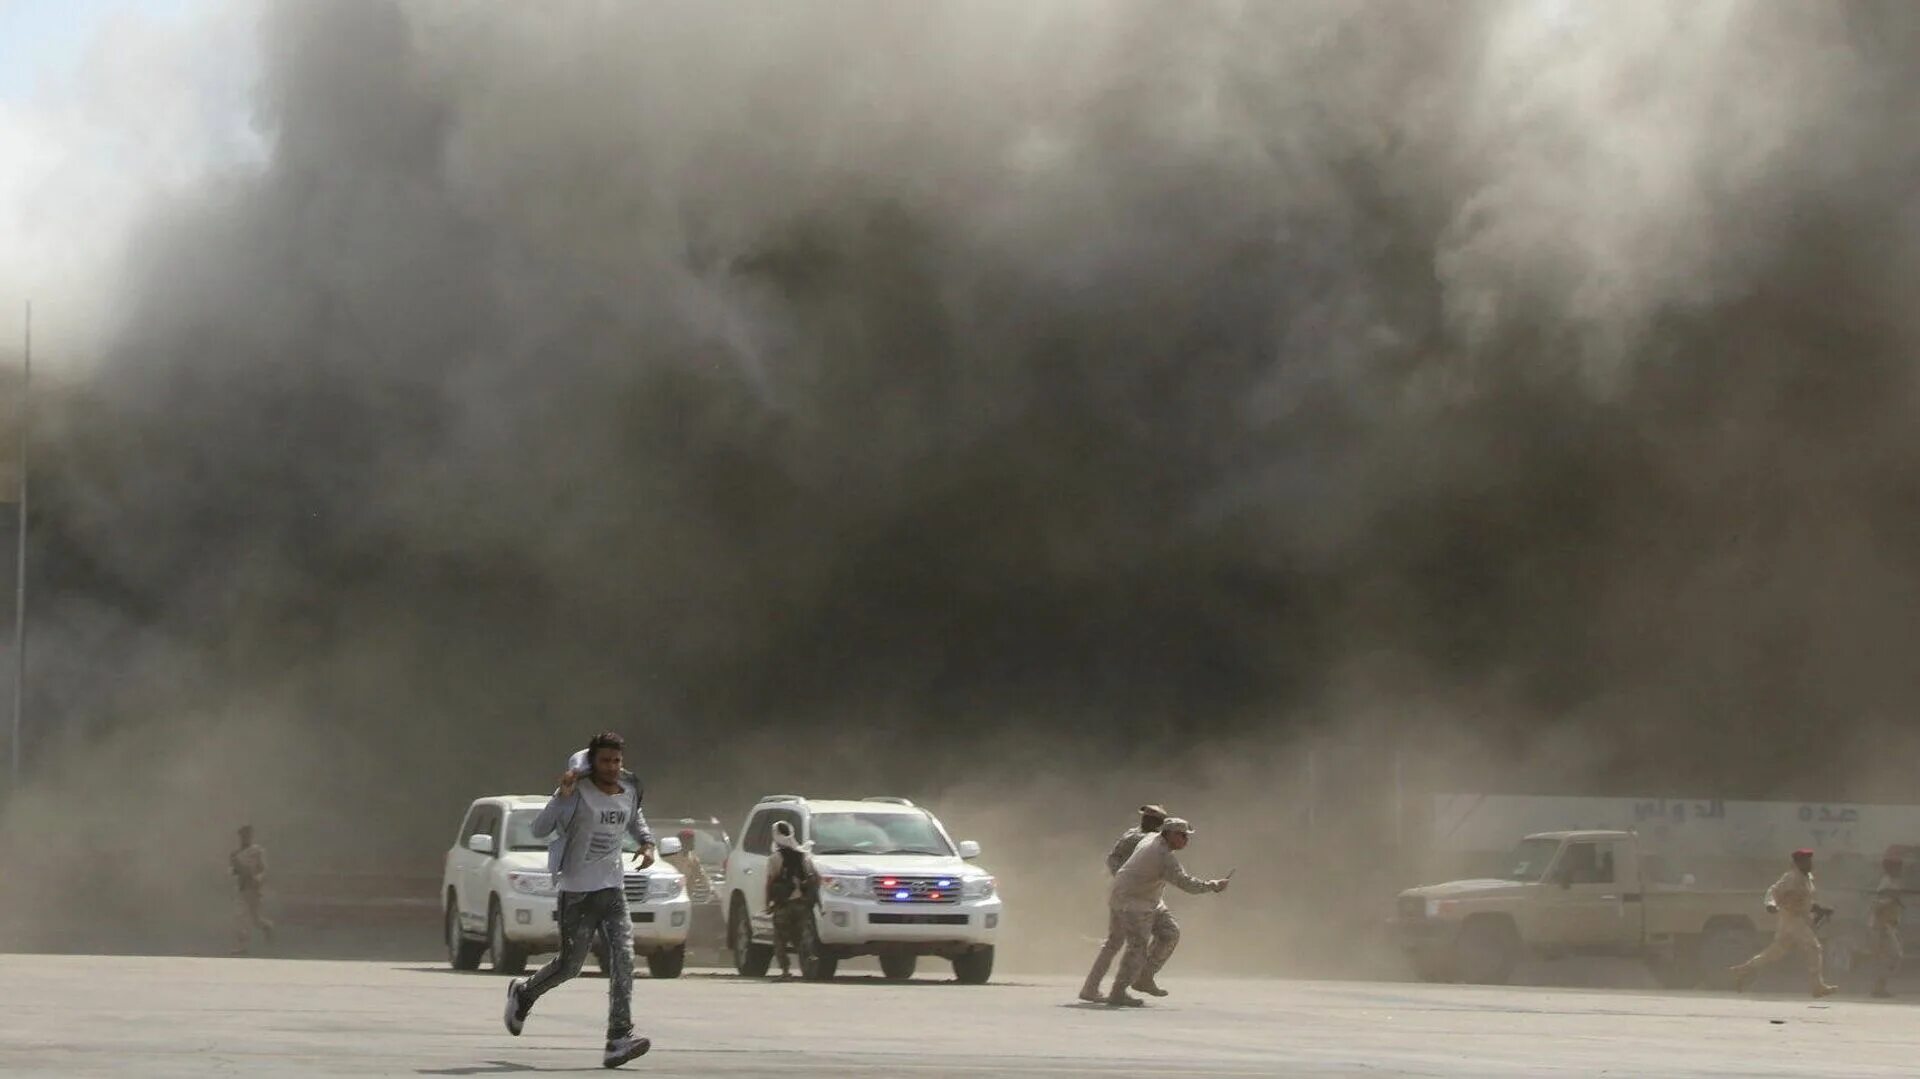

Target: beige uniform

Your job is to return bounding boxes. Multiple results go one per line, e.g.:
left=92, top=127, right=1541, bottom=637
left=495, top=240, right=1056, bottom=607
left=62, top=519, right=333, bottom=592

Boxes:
left=1733, top=869, right=1826, bottom=987
left=1869, top=873, right=1903, bottom=980
left=1082, top=828, right=1160, bottom=997
left=1081, top=834, right=1219, bottom=999
left=664, top=850, right=713, bottom=903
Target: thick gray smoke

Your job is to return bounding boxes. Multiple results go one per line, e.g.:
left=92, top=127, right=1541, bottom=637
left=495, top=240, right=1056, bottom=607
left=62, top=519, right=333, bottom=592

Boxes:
left=6, top=0, right=1920, bottom=965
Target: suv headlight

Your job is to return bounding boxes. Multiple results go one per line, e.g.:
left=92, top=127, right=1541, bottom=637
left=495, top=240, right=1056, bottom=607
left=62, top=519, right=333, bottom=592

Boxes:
left=822, top=875, right=870, bottom=898
left=507, top=872, right=556, bottom=896
left=961, top=875, right=996, bottom=899
left=647, top=875, right=684, bottom=900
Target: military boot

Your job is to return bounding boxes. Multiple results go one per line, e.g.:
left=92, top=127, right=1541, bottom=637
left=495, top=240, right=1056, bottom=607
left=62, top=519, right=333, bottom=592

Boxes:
left=1131, top=977, right=1169, bottom=997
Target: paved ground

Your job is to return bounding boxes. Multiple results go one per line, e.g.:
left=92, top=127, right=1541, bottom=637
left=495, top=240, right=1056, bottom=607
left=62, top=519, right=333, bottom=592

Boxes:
left=2, top=955, right=1915, bottom=1076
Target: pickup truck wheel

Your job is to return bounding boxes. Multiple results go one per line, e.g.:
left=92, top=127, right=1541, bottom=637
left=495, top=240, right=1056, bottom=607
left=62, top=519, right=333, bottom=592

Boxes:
left=488, top=899, right=529, bottom=975
left=446, top=895, right=485, bottom=971
left=880, top=954, right=918, bottom=981
left=1697, top=923, right=1758, bottom=989
left=647, top=944, right=686, bottom=979
left=731, top=902, right=773, bottom=977
left=952, top=946, right=994, bottom=985
left=1454, top=919, right=1518, bottom=985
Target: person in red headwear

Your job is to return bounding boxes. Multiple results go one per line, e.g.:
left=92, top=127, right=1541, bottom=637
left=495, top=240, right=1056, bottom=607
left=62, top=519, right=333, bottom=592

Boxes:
left=1730, top=848, right=1838, bottom=997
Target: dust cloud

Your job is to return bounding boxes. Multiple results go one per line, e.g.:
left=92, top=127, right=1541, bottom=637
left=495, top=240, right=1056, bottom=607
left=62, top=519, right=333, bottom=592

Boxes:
left=4, top=0, right=1920, bottom=973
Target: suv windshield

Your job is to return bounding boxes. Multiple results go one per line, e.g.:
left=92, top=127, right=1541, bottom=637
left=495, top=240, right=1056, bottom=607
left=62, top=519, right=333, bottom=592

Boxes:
left=1507, top=838, right=1562, bottom=882
left=506, top=808, right=644, bottom=854
left=809, top=812, right=953, bottom=856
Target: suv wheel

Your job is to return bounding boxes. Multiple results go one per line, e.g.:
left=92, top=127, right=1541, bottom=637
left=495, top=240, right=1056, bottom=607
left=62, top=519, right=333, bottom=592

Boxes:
left=488, top=898, right=528, bottom=975
left=951, top=946, right=993, bottom=985
left=731, top=901, right=772, bottom=977
left=446, top=893, right=484, bottom=971
left=647, top=944, right=686, bottom=979
left=880, top=954, right=917, bottom=981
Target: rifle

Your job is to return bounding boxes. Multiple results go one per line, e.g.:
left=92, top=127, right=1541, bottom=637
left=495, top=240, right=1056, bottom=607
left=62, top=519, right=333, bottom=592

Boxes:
left=1809, top=904, right=1836, bottom=930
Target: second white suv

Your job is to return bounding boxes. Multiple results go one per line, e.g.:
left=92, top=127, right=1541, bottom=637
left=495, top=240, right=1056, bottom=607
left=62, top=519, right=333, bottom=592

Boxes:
left=722, top=795, right=1002, bottom=983
left=443, top=795, right=693, bottom=977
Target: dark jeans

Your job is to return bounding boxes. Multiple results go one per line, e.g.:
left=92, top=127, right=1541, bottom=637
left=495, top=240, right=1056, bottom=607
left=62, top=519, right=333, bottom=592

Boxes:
left=519, top=888, right=634, bottom=1040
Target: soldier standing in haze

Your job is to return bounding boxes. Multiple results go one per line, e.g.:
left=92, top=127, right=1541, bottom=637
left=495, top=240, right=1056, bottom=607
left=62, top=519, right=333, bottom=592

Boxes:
left=765, top=819, right=821, bottom=979
left=230, top=825, right=274, bottom=954
left=1868, top=853, right=1904, bottom=998
left=1085, top=818, right=1229, bottom=1007
left=1079, top=805, right=1168, bottom=1001
left=1730, top=848, right=1839, bottom=998
left=664, top=828, right=713, bottom=902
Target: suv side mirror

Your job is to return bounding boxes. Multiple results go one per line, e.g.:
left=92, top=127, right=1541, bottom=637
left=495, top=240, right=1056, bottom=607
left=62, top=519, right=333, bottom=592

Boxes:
left=467, top=833, right=497, bottom=856
left=658, top=835, right=684, bottom=857
left=958, top=840, right=982, bottom=860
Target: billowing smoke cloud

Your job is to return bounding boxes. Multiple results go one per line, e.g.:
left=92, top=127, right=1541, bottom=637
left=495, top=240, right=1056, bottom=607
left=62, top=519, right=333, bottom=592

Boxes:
left=6, top=0, right=1920, bottom=961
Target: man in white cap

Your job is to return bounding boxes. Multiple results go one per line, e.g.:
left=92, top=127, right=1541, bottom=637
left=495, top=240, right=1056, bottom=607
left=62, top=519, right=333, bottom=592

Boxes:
left=764, top=820, right=821, bottom=979
left=1083, top=817, right=1229, bottom=1006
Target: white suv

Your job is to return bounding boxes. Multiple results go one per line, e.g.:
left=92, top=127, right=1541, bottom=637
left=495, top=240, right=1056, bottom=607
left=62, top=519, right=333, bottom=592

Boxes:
left=722, top=796, right=1002, bottom=983
left=443, top=795, right=693, bottom=977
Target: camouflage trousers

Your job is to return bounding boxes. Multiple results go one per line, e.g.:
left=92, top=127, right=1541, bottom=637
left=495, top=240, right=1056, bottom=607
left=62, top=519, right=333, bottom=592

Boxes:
left=1735, top=914, right=1825, bottom=984
left=520, top=888, right=634, bottom=1040
left=1870, top=922, right=1903, bottom=978
left=1081, top=907, right=1180, bottom=998
left=771, top=901, right=813, bottom=973
left=234, top=886, right=273, bottom=951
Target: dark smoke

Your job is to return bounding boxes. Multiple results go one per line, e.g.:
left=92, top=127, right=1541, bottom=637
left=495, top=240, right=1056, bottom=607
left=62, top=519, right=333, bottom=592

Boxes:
left=8, top=0, right=1920, bottom=936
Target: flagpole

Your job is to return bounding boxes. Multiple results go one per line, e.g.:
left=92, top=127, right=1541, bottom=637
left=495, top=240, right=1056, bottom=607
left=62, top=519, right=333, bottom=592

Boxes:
left=10, top=301, right=29, bottom=791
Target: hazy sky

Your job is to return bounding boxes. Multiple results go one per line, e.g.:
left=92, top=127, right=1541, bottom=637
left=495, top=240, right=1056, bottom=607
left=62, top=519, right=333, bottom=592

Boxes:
left=0, top=0, right=259, bottom=363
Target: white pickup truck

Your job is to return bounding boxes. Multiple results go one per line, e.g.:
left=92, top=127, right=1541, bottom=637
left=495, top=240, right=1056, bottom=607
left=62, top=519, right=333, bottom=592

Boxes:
left=723, top=796, right=1002, bottom=983
left=442, top=794, right=692, bottom=977
left=1393, top=830, right=1768, bottom=987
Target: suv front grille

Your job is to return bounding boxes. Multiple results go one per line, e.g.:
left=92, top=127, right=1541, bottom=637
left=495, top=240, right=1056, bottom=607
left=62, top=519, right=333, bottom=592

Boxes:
left=623, top=874, right=650, bottom=903
left=873, top=876, right=961, bottom=904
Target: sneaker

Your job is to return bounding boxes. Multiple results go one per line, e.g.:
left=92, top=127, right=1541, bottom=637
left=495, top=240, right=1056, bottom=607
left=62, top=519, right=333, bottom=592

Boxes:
left=1132, top=978, right=1169, bottom=998
left=503, top=979, right=527, bottom=1036
left=1105, top=993, right=1146, bottom=1008
left=1813, top=983, right=1839, bottom=999
left=603, top=1034, right=651, bottom=1068
left=1077, top=988, right=1105, bottom=1003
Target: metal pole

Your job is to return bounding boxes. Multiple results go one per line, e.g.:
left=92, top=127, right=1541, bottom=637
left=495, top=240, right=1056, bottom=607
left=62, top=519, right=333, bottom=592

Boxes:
left=10, top=301, right=28, bottom=791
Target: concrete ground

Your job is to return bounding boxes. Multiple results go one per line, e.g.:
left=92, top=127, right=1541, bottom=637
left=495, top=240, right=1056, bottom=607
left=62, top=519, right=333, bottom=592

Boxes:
left=2, top=954, right=1915, bottom=1077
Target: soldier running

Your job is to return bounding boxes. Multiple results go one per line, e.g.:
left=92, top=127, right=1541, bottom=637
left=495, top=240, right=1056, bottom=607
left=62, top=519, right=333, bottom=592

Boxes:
left=1868, top=853, right=1905, bottom=998
left=1080, top=805, right=1168, bottom=1000
left=1730, top=847, right=1838, bottom=998
left=229, top=825, right=274, bottom=954
left=765, top=819, right=821, bottom=979
left=1082, top=817, right=1229, bottom=1006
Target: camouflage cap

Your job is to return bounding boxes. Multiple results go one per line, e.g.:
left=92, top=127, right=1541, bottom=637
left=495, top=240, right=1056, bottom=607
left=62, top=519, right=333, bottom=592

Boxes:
left=1139, top=804, right=1168, bottom=818
left=1161, top=817, right=1195, bottom=836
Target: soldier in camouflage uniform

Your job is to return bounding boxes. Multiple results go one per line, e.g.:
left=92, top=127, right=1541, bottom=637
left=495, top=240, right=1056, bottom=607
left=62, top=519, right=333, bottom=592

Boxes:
left=1084, top=818, right=1229, bottom=1007
left=765, top=820, right=821, bottom=979
left=1079, top=805, right=1168, bottom=1001
left=1730, top=848, right=1838, bottom=998
left=1868, top=854, right=1904, bottom=998
left=230, top=825, right=274, bottom=954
